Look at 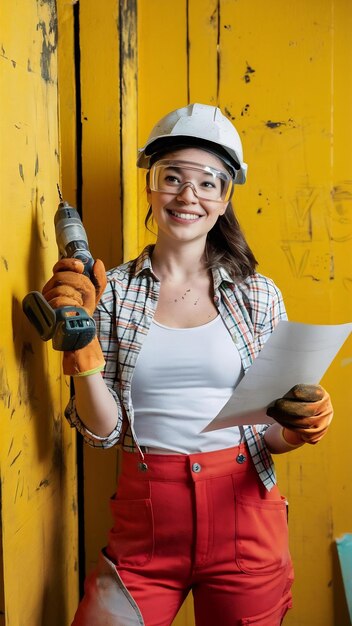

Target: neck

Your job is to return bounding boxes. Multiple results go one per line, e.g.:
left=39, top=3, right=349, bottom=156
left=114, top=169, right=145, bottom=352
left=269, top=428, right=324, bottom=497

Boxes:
left=151, top=239, right=208, bottom=282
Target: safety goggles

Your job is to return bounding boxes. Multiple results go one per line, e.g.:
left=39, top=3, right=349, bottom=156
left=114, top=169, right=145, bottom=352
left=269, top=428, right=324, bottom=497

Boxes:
left=149, top=160, right=234, bottom=203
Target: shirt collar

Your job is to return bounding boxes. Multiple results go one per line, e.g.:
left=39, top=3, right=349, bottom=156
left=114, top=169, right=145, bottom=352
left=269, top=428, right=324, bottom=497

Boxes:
left=134, top=245, right=159, bottom=279
left=211, top=265, right=235, bottom=290
left=134, top=244, right=235, bottom=288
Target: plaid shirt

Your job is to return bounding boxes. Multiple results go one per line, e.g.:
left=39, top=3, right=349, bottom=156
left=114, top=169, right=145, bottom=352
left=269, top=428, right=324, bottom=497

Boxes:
left=65, top=245, right=287, bottom=490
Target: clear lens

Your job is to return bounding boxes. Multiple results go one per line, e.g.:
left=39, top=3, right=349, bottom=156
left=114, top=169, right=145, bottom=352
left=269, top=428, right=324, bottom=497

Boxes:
left=149, top=160, right=234, bottom=202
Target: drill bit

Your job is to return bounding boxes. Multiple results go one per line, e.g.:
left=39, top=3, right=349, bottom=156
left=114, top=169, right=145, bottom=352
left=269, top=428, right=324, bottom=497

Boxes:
left=57, top=183, right=63, bottom=202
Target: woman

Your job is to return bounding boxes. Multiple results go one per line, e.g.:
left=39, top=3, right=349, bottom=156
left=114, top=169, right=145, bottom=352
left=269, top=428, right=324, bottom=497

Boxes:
left=43, top=103, right=333, bottom=626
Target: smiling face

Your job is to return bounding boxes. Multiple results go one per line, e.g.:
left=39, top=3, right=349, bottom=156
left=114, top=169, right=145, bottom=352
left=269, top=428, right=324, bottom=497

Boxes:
left=147, top=148, right=232, bottom=247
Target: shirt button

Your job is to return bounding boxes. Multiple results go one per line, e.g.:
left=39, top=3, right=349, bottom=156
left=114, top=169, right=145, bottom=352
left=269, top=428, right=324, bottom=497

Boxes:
left=192, top=462, right=202, bottom=473
left=236, top=454, right=247, bottom=464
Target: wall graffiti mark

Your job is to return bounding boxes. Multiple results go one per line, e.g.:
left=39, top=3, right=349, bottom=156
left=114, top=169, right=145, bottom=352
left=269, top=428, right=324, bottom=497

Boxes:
left=329, top=182, right=352, bottom=242
left=281, top=186, right=333, bottom=281
left=281, top=182, right=352, bottom=284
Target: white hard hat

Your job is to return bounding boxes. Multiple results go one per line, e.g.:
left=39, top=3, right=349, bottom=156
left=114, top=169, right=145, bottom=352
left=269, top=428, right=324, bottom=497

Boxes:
left=137, top=103, right=247, bottom=184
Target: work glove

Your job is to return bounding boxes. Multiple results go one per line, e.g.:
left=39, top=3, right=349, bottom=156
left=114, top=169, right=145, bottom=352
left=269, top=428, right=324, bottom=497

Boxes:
left=42, top=257, right=106, bottom=315
left=266, top=384, right=333, bottom=445
left=42, top=257, right=107, bottom=376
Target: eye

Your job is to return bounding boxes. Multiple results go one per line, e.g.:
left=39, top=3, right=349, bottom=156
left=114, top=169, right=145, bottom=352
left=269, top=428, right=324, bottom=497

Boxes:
left=200, top=179, right=217, bottom=190
left=164, top=174, right=181, bottom=185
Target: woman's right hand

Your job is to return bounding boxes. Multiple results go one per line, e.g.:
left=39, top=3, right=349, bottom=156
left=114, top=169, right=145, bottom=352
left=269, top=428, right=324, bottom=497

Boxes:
left=41, top=257, right=107, bottom=376
left=42, top=257, right=107, bottom=316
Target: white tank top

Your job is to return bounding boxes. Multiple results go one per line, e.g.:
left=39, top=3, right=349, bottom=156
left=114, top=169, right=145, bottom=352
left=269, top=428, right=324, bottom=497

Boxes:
left=131, top=315, right=243, bottom=453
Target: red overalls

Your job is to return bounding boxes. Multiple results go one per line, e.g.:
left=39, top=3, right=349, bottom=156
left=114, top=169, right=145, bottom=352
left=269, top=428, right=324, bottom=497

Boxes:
left=72, top=444, right=293, bottom=626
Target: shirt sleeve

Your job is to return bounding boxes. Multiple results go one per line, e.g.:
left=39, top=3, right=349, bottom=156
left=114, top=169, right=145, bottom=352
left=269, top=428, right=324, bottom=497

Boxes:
left=64, top=279, right=124, bottom=448
left=254, top=277, right=288, bottom=353
left=250, top=276, right=288, bottom=436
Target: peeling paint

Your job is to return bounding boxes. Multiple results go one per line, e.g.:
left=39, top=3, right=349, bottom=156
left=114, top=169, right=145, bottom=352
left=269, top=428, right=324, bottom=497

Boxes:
left=1, top=257, right=9, bottom=271
left=19, top=163, right=24, bottom=181
left=17, top=342, right=35, bottom=406
left=265, top=118, right=296, bottom=130
left=209, top=7, right=218, bottom=27
left=36, top=478, right=50, bottom=490
left=224, top=107, right=236, bottom=121
left=266, top=120, right=286, bottom=129
left=36, top=0, right=58, bottom=83
left=119, top=0, right=137, bottom=64
left=72, top=497, right=77, bottom=515
left=35, top=155, right=39, bottom=176
left=241, top=103, right=250, bottom=116
left=0, top=353, right=11, bottom=408
left=52, top=415, right=65, bottom=476
left=243, top=63, right=255, bottom=83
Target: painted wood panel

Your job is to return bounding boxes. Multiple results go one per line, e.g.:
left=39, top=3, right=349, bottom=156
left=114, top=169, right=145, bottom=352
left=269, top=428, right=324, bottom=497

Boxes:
left=0, top=1, right=79, bottom=624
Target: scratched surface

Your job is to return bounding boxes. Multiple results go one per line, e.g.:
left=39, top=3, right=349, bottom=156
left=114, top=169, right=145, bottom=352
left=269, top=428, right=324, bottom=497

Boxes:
left=0, top=1, right=78, bottom=624
left=53, top=1, right=352, bottom=625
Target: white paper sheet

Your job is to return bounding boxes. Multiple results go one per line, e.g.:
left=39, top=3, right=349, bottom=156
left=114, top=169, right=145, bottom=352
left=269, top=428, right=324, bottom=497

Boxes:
left=203, top=320, right=352, bottom=432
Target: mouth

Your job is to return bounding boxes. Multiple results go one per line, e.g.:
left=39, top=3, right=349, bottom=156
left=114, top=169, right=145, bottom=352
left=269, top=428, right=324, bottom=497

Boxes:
left=167, top=209, right=203, bottom=221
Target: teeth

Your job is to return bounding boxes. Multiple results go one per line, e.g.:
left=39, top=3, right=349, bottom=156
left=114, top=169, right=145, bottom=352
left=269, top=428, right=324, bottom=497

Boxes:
left=170, top=210, right=200, bottom=220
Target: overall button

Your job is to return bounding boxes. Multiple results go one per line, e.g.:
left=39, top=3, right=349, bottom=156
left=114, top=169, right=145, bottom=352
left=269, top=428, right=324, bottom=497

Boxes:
left=236, top=454, right=247, bottom=464
left=192, top=462, right=202, bottom=473
left=138, top=462, right=148, bottom=472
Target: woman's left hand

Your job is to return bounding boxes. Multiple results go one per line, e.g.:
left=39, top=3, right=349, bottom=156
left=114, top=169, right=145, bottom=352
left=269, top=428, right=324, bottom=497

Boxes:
left=266, top=384, right=333, bottom=444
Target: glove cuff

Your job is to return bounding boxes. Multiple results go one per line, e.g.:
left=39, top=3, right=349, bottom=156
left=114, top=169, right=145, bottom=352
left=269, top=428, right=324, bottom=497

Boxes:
left=281, top=427, right=304, bottom=448
left=63, top=336, right=106, bottom=377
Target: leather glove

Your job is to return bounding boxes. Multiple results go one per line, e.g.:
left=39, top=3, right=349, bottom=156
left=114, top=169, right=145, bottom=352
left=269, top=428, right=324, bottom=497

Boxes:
left=42, top=257, right=106, bottom=315
left=42, top=257, right=107, bottom=376
left=266, top=384, right=333, bottom=445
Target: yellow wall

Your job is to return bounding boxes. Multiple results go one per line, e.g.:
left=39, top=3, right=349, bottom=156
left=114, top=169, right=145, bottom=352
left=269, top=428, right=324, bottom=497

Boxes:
left=1, top=1, right=351, bottom=625
left=77, top=0, right=352, bottom=626
left=136, top=2, right=352, bottom=624
left=0, top=1, right=78, bottom=624
left=136, top=3, right=352, bottom=624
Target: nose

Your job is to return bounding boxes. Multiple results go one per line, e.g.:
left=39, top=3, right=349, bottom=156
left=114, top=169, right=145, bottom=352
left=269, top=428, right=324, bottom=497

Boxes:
left=176, top=182, right=198, bottom=202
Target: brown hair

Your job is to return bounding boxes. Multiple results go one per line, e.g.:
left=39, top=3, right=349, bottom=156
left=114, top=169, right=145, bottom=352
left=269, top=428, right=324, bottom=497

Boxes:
left=144, top=201, right=258, bottom=279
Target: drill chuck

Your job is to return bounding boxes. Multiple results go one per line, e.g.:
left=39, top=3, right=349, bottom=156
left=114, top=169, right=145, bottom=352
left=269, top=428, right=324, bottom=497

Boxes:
left=55, top=200, right=94, bottom=277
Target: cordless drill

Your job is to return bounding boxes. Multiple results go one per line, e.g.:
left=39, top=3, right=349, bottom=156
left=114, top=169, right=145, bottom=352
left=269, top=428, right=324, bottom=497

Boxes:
left=22, top=187, right=97, bottom=351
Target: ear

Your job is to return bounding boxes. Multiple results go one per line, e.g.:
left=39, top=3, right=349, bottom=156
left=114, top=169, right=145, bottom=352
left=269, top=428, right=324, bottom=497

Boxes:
left=219, top=202, right=229, bottom=216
